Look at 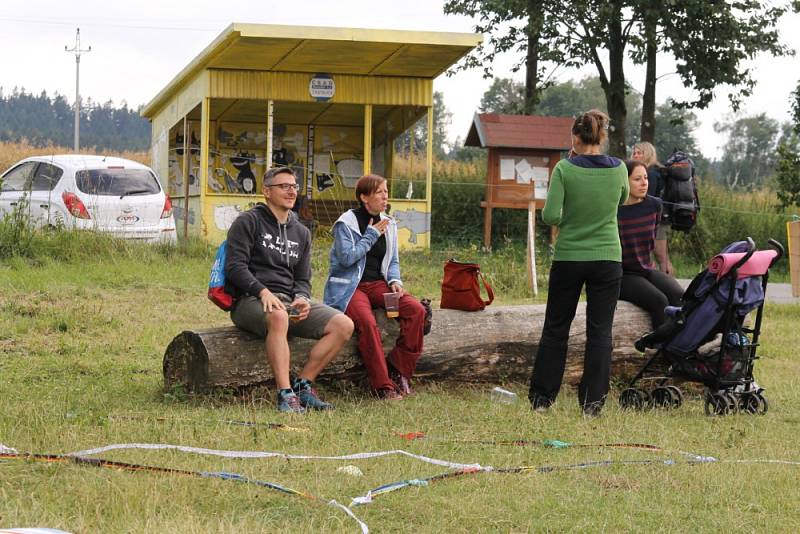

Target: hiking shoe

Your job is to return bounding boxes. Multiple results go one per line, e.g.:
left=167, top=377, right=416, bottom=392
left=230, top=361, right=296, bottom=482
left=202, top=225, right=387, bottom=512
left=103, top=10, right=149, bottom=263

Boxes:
left=277, top=391, right=306, bottom=414
left=375, top=387, right=403, bottom=401
left=293, top=379, right=334, bottom=411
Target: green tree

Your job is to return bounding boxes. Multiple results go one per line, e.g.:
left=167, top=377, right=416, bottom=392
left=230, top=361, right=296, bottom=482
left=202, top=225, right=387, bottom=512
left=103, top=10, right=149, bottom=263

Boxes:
left=715, top=113, right=780, bottom=190
left=637, top=1, right=792, bottom=144
left=479, top=78, right=525, bottom=114
left=775, top=81, right=800, bottom=207
left=444, top=0, right=566, bottom=114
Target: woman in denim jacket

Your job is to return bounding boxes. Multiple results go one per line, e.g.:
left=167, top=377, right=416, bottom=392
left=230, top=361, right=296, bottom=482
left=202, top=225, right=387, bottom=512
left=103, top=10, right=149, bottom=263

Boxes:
left=324, top=174, right=425, bottom=400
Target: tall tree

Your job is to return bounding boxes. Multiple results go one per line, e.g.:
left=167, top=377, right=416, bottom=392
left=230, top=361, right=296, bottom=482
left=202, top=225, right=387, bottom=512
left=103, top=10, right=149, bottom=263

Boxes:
left=444, top=0, right=564, bottom=114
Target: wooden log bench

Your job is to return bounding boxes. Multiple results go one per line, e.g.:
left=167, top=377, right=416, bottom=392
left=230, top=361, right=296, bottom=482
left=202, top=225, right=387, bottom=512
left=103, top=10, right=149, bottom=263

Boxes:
left=163, top=301, right=656, bottom=392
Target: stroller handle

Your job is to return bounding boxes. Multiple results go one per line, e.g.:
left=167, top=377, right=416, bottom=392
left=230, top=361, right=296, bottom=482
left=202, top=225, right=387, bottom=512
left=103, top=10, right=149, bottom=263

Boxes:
left=767, top=238, right=784, bottom=265
left=729, top=237, right=757, bottom=273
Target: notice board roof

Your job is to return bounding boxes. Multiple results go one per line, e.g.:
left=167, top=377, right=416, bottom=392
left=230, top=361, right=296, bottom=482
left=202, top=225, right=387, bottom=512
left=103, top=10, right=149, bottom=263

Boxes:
left=142, top=23, right=481, bottom=118
left=464, top=113, right=574, bottom=151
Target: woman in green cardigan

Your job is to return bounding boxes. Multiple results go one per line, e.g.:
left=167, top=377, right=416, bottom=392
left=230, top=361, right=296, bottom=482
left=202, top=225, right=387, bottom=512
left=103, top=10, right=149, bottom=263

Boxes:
left=528, top=110, right=629, bottom=417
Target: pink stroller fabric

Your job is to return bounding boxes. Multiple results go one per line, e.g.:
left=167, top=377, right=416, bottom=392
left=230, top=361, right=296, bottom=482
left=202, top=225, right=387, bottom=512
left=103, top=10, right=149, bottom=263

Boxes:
left=708, top=250, right=778, bottom=279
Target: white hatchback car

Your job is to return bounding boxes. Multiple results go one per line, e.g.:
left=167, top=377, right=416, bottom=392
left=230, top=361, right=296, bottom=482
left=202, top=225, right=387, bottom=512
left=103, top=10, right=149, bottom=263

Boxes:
left=0, top=155, right=177, bottom=244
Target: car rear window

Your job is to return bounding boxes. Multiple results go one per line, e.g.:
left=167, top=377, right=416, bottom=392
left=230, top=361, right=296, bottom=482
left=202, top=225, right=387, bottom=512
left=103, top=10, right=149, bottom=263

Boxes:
left=76, top=168, right=161, bottom=196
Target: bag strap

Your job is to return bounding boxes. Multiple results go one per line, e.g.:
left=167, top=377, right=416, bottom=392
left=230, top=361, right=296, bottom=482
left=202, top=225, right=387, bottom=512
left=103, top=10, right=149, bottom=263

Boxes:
left=477, top=269, right=495, bottom=306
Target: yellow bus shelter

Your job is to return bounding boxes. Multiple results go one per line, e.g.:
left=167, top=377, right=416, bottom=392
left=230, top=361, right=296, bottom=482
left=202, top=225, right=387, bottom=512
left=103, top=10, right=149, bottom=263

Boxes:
left=141, top=23, right=481, bottom=248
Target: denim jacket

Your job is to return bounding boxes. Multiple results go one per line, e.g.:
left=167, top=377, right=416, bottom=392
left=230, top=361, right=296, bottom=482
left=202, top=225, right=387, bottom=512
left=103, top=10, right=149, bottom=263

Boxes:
left=323, top=209, right=402, bottom=312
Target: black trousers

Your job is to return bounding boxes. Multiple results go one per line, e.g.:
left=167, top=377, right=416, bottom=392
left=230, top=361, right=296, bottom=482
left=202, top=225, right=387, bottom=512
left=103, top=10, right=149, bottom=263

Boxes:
left=619, top=269, right=684, bottom=327
left=529, top=261, right=622, bottom=409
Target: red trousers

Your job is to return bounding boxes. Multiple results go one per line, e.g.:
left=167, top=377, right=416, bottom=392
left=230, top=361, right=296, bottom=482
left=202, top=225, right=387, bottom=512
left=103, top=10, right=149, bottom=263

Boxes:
left=345, top=279, right=425, bottom=391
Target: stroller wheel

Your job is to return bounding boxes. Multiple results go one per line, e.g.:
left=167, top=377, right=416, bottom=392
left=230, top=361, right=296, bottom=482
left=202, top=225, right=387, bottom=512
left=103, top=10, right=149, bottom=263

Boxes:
left=652, top=387, right=673, bottom=409
left=666, top=386, right=684, bottom=408
left=740, top=392, right=768, bottom=415
left=704, top=392, right=736, bottom=416
left=619, top=388, right=649, bottom=410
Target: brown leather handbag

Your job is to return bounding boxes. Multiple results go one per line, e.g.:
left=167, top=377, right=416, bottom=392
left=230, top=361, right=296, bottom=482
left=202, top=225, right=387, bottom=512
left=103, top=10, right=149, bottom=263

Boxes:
left=440, top=259, right=495, bottom=311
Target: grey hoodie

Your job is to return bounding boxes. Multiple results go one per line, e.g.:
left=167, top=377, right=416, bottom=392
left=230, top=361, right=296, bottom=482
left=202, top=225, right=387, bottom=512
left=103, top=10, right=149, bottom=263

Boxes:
left=224, top=203, right=312, bottom=301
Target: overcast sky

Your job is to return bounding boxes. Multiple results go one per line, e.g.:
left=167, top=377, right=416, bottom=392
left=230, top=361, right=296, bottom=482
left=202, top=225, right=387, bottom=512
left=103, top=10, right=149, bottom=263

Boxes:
left=1, top=0, right=799, bottom=158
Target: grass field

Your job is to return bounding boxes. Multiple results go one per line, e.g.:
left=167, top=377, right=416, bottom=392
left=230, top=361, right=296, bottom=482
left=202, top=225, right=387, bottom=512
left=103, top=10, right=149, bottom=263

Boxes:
left=1, top=232, right=799, bottom=532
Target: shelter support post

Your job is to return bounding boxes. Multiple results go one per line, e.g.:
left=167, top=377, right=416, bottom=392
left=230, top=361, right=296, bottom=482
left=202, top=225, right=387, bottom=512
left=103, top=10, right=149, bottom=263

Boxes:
left=199, top=98, right=210, bottom=238
left=182, top=116, right=189, bottom=241
left=426, top=106, right=433, bottom=214
left=266, top=100, right=274, bottom=171
left=363, top=104, right=372, bottom=175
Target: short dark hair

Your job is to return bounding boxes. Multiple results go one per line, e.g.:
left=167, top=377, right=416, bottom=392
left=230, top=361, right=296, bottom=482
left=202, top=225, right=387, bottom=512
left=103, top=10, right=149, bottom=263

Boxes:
left=263, top=166, right=295, bottom=186
left=625, top=159, right=647, bottom=177
left=354, top=174, right=387, bottom=205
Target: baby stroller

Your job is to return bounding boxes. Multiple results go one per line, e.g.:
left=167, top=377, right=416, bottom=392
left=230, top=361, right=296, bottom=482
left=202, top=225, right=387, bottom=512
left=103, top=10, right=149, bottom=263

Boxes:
left=619, top=237, right=784, bottom=416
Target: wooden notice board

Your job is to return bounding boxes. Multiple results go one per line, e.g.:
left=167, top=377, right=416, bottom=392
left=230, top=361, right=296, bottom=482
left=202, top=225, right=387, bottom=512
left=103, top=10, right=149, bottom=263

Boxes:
left=480, top=147, right=561, bottom=249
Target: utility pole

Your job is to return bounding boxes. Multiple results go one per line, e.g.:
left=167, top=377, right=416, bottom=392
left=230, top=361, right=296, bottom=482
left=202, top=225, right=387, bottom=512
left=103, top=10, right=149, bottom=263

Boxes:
left=65, top=28, right=91, bottom=153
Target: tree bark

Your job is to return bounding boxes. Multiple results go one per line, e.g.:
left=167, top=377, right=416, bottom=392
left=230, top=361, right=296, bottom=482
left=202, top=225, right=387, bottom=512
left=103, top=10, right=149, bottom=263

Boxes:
left=163, top=302, right=656, bottom=392
left=640, top=26, right=657, bottom=143
left=605, top=3, right=628, bottom=158
left=523, top=0, right=543, bottom=115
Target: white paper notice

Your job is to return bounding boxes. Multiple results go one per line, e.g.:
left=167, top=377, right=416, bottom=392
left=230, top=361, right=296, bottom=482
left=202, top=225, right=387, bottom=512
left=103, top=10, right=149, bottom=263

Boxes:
left=532, top=166, right=549, bottom=199
left=532, top=166, right=549, bottom=181
left=500, top=158, right=515, bottom=180
left=515, top=159, right=532, bottom=184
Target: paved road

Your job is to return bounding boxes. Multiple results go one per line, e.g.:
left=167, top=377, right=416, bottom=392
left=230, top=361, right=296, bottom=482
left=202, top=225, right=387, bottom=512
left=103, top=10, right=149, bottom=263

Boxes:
left=677, top=279, right=798, bottom=304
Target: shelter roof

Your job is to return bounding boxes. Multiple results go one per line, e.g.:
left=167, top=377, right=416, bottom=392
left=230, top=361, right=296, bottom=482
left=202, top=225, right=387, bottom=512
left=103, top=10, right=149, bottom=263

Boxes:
left=142, top=23, right=481, bottom=118
left=464, top=113, right=574, bottom=151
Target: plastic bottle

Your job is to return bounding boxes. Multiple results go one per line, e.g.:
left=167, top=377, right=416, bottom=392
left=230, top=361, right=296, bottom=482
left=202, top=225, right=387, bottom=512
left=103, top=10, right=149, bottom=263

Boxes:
left=490, top=387, right=518, bottom=404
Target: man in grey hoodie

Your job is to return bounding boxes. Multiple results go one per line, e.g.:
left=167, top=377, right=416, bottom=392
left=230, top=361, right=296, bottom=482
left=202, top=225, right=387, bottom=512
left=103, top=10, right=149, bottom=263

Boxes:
left=225, top=167, right=354, bottom=413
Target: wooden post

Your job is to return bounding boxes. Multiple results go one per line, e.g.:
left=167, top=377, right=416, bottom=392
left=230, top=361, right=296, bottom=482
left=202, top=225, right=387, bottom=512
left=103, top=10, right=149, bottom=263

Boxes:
left=527, top=200, right=538, bottom=295
left=483, top=204, right=493, bottom=251
left=789, top=220, right=800, bottom=297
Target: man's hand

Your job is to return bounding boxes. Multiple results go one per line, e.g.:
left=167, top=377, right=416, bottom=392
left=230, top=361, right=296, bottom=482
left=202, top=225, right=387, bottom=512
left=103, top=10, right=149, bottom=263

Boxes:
left=290, top=297, right=311, bottom=321
left=660, top=260, right=674, bottom=277
left=369, top=218, right=390, bottom=235
left=390, top=282, right=404, bottom=297
left=259, top=289, right=285, bottom=314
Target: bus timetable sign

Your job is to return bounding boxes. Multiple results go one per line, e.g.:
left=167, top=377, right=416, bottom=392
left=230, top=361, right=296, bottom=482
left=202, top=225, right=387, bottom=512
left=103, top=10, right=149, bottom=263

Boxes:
left=309, top=74, right=335, bottom=102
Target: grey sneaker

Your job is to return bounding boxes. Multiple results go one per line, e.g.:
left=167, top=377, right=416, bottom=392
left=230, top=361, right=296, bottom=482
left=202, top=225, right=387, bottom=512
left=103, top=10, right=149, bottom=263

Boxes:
left=277, top=391, right=306, bottom=414
left=294, top=380, right=334, bottom=411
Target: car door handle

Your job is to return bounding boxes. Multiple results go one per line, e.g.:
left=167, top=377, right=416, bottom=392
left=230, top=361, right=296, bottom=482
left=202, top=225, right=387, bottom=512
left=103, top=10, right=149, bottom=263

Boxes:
left=9, top=202, right=17, bottom=206
left=39, top=204, right=49, bottom=209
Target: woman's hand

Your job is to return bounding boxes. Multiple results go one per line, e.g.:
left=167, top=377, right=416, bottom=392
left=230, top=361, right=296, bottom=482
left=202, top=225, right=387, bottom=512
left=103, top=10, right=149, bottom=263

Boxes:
left=369, top=218, right=390, bottom=235
left=390, top=282, right=404, bottom=296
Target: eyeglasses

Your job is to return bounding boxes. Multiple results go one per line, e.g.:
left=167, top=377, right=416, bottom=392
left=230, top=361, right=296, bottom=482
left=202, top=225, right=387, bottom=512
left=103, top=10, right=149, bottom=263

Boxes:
left=267, top=183, right=299, bottom=191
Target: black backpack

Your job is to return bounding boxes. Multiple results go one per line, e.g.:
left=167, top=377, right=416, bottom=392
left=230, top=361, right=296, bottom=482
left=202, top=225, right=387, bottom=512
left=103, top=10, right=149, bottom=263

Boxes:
left=661, top=149, right=700, bottom=232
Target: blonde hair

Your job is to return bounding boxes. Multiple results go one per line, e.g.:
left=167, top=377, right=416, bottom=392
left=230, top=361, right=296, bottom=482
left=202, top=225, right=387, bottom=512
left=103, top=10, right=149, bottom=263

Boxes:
left=633, top=142, right=658, bottom=167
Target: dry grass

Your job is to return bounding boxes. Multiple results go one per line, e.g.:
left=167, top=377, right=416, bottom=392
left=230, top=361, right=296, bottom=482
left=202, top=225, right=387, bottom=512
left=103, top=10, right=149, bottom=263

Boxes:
left=0, top=140, right=149, bottom=171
